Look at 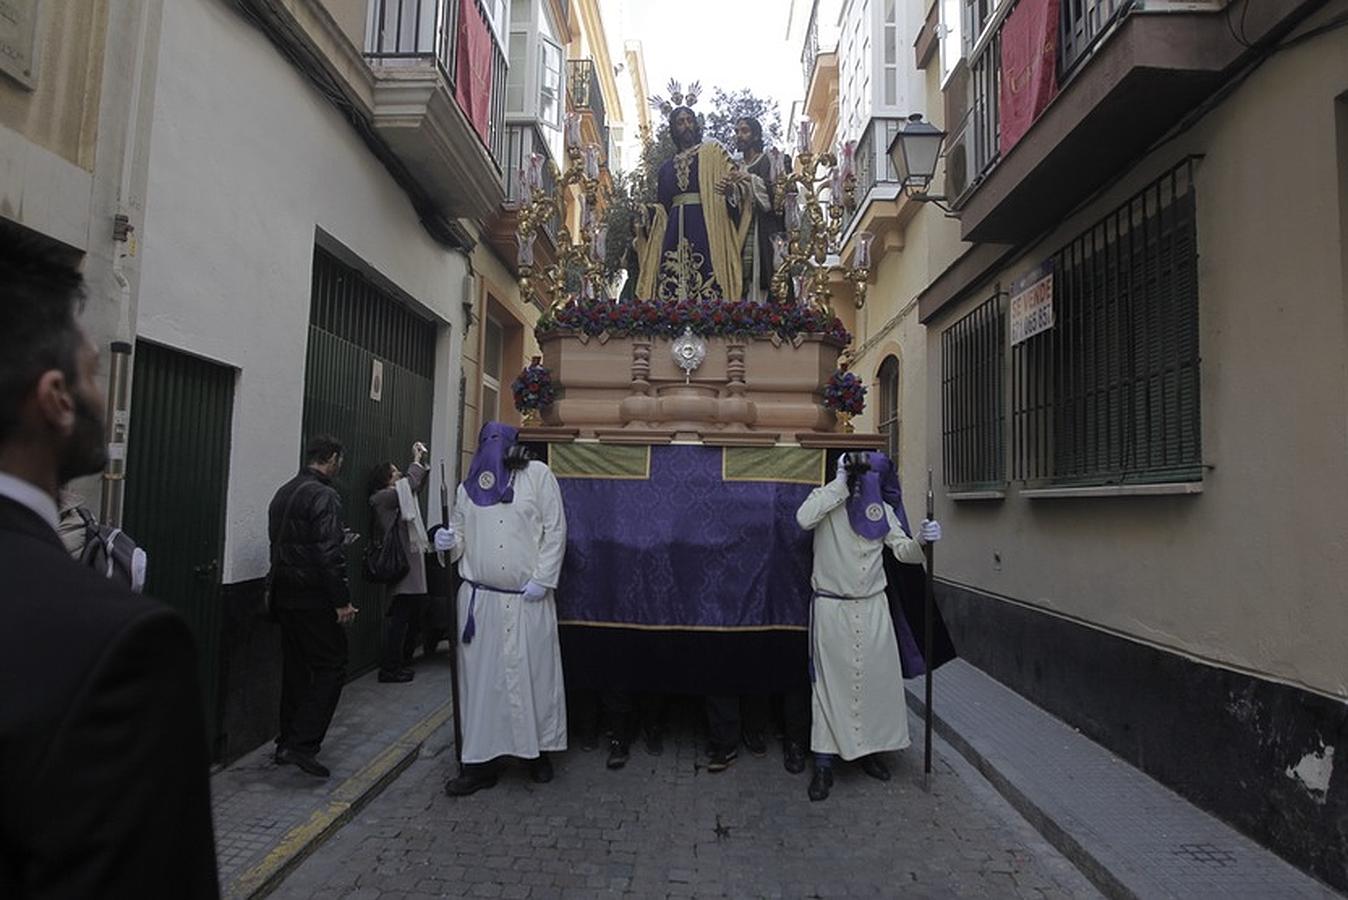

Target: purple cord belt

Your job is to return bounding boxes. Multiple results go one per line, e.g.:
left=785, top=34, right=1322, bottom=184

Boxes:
left=460, top=579, right=526, bottom=645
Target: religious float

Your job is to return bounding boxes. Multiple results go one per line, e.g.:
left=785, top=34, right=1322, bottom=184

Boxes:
left=501, top=87, right=951, bottom=696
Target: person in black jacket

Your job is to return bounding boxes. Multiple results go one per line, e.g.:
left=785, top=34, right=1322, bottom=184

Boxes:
left=268, top=434, right=356, bottom=778
left=0, top=229, right=219, bottom=897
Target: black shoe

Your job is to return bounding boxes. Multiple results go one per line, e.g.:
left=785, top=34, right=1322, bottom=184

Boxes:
left=606, top=738, right=630, bottom=770
left=578, top=730, right=598, bottom=752
left=530, top=754, right=554, bottom=783
left=808, top=765, right=834, bottom=801
left=782, top=740, right=807, bottom=775
left=444, top=766, right=498, bottom=797
left=378, top=668, right=414, bottom=683
left=743, top=731, right=767, bottom=757
left=275, top=747, right=330, bottom=778
left=860, top=754, right=892, bottom=782
left=707, top=748, right=738, bottom=773
left=642, top=727, right=664, bottom=756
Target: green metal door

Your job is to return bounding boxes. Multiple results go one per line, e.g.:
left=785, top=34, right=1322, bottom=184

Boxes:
left=302, top=247, right=437, bottom=674
left=123, top=341, right=234, bottom=751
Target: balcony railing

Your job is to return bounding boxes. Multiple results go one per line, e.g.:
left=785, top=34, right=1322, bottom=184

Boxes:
left=967, top=27, right=1001, bottom=189
left=1060, top=0, right=1130, bottom=76
left=366, top=0, right=462, bottom=77
left=366, top=0, right=507, bottom=165
left=566, top=59, right=607, bottom=138
left=961, top=0, right=1130, bottom=194
left=801, top=1, right=820, bottom=91
left=842, top=116, right=904, bottom=233
left=503, top=122, right=560, bottom=241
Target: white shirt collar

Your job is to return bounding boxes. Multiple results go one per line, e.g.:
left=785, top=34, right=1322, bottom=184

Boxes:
left=0, top=471, right=60, bottom=532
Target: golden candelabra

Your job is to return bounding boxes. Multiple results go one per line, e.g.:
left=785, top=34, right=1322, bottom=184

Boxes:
left=516, top=114, right=608, bottom=312
left=767, top=122, right=873, bottom=317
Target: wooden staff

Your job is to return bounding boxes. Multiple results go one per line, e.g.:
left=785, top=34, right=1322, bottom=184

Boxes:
left=923, top=467, right=936, bottom=783
left=440, top=460, right=464, bottom=775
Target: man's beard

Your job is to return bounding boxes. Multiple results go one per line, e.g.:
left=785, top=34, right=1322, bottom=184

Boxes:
left=58, top=391, right=107, bottom=482
left=673, top=129, right=700, bottom=151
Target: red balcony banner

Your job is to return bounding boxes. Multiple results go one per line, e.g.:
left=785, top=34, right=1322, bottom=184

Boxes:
left=455, top=0, right=493, bottom=145
left=999, top=0, right=1061, bottom=156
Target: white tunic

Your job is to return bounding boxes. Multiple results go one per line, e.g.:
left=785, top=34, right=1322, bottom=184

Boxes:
left=449, top=461, right=568, bottom=763
left=796, top=477, right=926, bottom=760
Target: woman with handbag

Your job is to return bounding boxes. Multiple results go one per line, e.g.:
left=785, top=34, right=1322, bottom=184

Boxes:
left=366, top=441, right=432, bottom=683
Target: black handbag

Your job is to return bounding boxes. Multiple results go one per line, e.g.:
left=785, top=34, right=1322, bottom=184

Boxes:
left=363, top=519, right=410, bottom=584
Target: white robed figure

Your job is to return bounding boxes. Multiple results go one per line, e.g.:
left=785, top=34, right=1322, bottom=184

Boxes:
left=435, top=421, right=568, bottom=795
left=795, top=451, right=942, bottom=801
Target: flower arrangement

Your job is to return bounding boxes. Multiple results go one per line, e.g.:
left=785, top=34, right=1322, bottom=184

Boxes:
left=535, top=298, right=852, bottom=345
left=822, top=366, right=866, bottom=416
left=511, top=357, right=555, bottom=417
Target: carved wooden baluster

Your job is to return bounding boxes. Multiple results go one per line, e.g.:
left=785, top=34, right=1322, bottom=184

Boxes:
left=726, top=340, right=747, bottom=398
left=632, top=339, right=652, bottom=395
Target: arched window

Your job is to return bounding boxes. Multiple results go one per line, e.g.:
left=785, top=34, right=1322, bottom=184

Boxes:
left=877, top=355, right=900, bottom=459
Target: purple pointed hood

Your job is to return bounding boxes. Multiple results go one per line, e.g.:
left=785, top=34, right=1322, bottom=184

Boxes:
left=873, top=452, right=912, bottom=537
left=845, top=454, right=890, bottom=540
left=464, top=421, right=518, bottom=506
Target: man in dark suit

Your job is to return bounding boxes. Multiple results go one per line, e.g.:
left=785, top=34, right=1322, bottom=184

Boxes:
left=0, top=229, right=220, bottom=898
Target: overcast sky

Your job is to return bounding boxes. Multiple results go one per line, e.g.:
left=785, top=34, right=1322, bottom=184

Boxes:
left=614, top=0, right=800, bottom=138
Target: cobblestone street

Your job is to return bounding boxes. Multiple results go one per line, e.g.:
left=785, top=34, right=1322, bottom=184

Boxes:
left=271, top=700, right=1100, bottom=899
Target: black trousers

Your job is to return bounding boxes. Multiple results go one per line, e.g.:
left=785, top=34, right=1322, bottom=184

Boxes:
left=602, top=691, right=666, bottom=741
left=707, top=692, right=810, bottom=751
left=277, top=606, right=347, bottom=756
left=706, top=694, right=769, bottom=752
left=380, top=593, right=425, bottom=673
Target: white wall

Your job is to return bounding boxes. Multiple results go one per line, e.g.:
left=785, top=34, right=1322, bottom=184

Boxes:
left=137, top=0, right=469, bottom=583
left=923, top=28, right=1348, bottom=699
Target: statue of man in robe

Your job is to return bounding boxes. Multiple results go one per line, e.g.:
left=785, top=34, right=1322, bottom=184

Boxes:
left=635, top=105, right=752, bottom=301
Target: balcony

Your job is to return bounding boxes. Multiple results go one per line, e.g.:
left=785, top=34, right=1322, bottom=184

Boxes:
left=800, top=1, right=839, bottom=132
left=948, top=0, right=1310, bottom=245
left=566, top=59, right=607, bottom=141
left=484, top=122, right=561, bottom=279
left=364, top=0, right=508, bottom=220
left=840, top=116, right=919, bottom=268
left=801, top=3, right=820, bottom=90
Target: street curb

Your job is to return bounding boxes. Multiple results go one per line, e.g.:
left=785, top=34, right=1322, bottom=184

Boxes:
left=225, top=702, right=451, bottom=900
left=905, top=688, right=1134, bottom=900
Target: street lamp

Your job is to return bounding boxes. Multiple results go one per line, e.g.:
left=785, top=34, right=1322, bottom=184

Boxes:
left=887, top=113, right=952, bottom=211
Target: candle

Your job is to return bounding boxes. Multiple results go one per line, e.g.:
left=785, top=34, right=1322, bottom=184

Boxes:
left=830, top=167, right=844, bottom=202
left=785, top=196, right=800, bottom=231
left=768, top=147, right=785, bottom=181
left=854, top=231, right=873, bottom=269
left=797, top=119, right=812, bottom=154
left=513, top=167, right=528, bottom=204
left=527, top=153, right=544, bottom=191
left=841, top=140, right=856, bottom=179
left=592, top=224, right=608, bottom=259
left=584, top=144, right=600, bottom=179
left=771, top=232, right=787, bottom=269
left=566, top=113, right=581, bottom=150
left=517, top=231, right=535, bottom=267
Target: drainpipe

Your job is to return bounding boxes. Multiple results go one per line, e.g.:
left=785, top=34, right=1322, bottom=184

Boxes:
left=99, top=1, right=159, bottom=525
left=101, top=338, right=133, bottom=527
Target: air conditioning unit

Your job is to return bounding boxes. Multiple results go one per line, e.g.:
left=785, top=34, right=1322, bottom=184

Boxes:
left=942, top=59, right=973, bottom=205
left=944, top=125, right=971, bottom=201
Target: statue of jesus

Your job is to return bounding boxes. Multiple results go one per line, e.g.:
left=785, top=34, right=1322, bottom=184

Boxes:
left=635, top=104, right=752, bottom=301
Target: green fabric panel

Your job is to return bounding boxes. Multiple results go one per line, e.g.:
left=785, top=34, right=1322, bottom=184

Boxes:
left=550, top=442, right=652, bottom=479
left=722, top=447, right=825, bottom=484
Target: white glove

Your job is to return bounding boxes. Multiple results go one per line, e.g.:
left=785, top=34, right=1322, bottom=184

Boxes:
left=834, top=455, right=847, bottom=483
left=433, top=527, right=457, bottom=552
left=919, top=519, right=942, bottom=543
left=521, top=580, right=548, bottom=603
